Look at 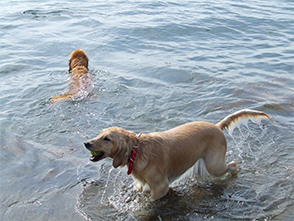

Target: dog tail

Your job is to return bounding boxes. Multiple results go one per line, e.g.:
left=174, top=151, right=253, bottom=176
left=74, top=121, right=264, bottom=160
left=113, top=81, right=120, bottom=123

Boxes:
left=216, top=109, right=274, bottom=132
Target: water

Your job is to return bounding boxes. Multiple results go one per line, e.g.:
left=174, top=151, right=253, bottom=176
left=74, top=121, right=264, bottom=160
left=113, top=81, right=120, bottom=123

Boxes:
left=0, top=0, right=293, bottom=220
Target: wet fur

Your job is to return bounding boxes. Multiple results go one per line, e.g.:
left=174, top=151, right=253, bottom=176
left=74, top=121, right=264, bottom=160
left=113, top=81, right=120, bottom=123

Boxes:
left=50, top=49, right=90, bottom=103
left=84, top=109, right=273, bottom=200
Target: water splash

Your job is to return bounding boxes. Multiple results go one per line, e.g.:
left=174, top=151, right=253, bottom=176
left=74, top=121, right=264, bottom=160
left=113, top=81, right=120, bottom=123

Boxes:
left=227, top=117, right=262, bottom=136
left=172, top=158, right=210, bottom=188
left=69, top=72, right=95, bottom=102
left=226, top=113, right=276, bottom=170
left=100, top=167, right=114, bottom=204
left=106, top=169, right=148, bottom=213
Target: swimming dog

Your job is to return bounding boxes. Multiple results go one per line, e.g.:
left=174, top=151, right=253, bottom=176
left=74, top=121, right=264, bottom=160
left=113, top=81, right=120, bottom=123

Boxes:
left=50, top=49, right=92, bottom=103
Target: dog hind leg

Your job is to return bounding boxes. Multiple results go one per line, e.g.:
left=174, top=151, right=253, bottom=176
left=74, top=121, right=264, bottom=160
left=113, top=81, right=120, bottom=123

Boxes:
left=227, top=161, right=238, bottom=178
left=50, top=94, right=72, bottom=103
left=204, top=157, right=238, bottom=178
left=203, top=145, right=238, bottom=178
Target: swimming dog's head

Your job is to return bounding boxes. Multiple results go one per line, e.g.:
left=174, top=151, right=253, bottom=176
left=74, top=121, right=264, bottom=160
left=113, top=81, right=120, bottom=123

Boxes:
left=69, top=49, right=89, bottom=72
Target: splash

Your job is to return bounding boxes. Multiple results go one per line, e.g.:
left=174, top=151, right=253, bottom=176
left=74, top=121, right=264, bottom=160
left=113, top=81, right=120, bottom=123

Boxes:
left=100, top=167, right=114, bottom=204
left=172, top=158, right=210, bottom=187
left=70, top=73, right=95, bottom=102
left=227, top=116, right=262, bottom=136
left=106, top=168, right=147, bottom=213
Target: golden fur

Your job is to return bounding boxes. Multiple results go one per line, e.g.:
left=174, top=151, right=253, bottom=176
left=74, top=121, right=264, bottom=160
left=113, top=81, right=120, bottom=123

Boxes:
left=50, top=49, right=91, bottom=103
left=84, top=109, right=273, bottom=200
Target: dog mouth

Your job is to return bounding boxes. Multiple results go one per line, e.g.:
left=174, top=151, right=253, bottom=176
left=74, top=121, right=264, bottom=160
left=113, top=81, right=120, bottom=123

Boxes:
left=90, top=151, right=104, bottom=162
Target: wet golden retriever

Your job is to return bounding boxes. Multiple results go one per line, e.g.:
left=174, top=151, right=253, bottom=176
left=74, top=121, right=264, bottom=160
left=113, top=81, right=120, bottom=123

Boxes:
left=50, top=49, right=92, bottom=103
left=84, top=109, right=273, bottom=200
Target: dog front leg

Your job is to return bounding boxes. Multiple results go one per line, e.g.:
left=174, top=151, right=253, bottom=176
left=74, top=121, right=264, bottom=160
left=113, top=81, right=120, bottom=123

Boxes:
left=135, top=182, right=143, bottom=192
left=148, top=177, right=169, bottom=200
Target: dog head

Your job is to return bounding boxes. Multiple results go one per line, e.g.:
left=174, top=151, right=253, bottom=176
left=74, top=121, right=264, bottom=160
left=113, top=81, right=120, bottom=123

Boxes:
left=69, top=49, right=89, bottom=72
left=84, top=127, right=138, bottom=168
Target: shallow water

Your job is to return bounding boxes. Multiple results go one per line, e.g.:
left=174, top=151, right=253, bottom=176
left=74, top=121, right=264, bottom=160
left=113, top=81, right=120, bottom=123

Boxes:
left=1, top=0, right=294, bottom=220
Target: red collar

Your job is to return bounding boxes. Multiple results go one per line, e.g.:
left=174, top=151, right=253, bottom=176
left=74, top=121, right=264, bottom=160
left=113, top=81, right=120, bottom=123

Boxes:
left=127, top=145, right=138, bottom=175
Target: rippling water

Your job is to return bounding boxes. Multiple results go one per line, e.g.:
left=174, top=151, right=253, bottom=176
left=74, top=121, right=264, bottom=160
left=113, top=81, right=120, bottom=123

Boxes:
left=1, top=0, right=293, bottom=220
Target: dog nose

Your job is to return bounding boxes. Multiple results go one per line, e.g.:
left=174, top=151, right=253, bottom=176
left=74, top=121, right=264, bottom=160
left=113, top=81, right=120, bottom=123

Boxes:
left=84, top=142, right=91, bottom=148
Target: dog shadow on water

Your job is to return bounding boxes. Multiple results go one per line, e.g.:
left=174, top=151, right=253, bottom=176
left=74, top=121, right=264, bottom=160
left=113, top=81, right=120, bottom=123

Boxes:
left=136, top=179, right=230, bottom=221
left=76, top=171, right=230, bottom=221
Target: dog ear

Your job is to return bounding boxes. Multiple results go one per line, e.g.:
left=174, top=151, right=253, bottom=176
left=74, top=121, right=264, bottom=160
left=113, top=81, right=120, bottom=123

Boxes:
left=112, top=130, right=136, bottom=168
left=112, top=135, right=130, bottom=168
left=84, top=56, right=89, bottom=70
left=112, top=147, right=126, bottom=168
left=68, top=59, right=72, bottom=72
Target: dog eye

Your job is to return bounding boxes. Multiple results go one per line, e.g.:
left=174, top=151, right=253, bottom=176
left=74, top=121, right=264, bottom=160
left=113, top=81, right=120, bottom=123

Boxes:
left=103, top=136, right=111, bottom=142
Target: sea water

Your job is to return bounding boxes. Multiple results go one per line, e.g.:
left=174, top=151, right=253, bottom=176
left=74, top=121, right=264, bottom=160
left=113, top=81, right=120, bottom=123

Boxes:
left=1, top=0, right=293, bottom=220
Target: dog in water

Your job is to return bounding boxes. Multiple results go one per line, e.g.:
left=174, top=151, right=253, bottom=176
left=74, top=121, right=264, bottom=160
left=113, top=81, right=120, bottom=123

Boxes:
left=84, top=109, right=273, bottom=200
left=50, top=49, right=93, bottom=103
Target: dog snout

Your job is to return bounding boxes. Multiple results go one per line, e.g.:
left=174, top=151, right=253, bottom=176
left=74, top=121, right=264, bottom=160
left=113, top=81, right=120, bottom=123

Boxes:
left=84, top=142, right=92, bottom=149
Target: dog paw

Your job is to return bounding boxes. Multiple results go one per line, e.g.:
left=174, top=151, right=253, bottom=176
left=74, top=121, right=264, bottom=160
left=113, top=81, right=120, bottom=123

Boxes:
left=135, top=183, right=143, bottom=192
left=228, top=161, right=238, bottom=178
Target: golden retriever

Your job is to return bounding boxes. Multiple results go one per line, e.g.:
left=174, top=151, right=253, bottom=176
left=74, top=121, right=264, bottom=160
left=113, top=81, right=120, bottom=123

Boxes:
left=50, top=49, right=92, bottom=103
left=84, top=109, right=273, bottom=200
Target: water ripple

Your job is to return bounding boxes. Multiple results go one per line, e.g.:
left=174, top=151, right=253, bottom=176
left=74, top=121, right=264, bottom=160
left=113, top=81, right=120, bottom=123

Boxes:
left=1, top=0, right=294, bottom=220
